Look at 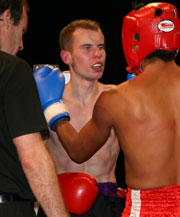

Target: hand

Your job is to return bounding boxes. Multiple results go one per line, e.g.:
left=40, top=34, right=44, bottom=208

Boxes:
left=33, top=65, right=70, bottom=131
left=58, top=172, right=99, bottom=215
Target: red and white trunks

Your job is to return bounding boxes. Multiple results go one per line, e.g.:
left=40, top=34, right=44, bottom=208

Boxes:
left=121, top=185, right=180, bottom=216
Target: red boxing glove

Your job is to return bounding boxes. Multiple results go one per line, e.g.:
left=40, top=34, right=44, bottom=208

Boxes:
left=58, top=172, right=99, bottom=215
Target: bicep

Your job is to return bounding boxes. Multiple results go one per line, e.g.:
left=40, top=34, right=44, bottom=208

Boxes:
left=56, top=92, right=113, bottom=162
left=6, top=62, right=48, bottom=139
left=79, top=95, right=112, bottom=154
left=13, top=132, right=46, bottom=164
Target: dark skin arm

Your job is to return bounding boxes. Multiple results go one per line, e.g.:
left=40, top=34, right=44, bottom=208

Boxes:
left=56, top=92, right=113, bottom=163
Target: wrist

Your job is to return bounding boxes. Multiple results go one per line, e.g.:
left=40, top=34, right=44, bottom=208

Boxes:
left=44, top=100, right=70, bottom=131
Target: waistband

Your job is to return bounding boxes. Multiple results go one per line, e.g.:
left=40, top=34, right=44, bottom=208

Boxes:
left=122, top=185, right=180, bottom=216
left=127, top=184, right=180, bottom=199
left=97, top=182, right=118, bottom=197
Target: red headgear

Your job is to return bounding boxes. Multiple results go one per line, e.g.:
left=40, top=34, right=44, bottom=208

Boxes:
left=122, top=2, right=180, bottom=75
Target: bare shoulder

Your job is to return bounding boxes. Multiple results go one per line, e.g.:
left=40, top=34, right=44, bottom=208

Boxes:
left=97, top=83, right=121, bottom=105
left=98, top=82, right=117, bottom=92
left=101, top=81, right=127, bottom=93
left=96, top=81, right=130, bottom=110
left=93, top=83, right=128, bottom=126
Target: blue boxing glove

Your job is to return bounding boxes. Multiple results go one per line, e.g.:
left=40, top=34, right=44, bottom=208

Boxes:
left=127, top=73, right=136, bottom=80
left=33, top=65, right=70, bottom=131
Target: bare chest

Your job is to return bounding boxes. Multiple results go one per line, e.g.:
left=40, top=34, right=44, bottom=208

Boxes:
left=67, top=102, right=94, bottom=131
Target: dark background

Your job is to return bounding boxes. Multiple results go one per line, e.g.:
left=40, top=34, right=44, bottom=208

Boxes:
left=19, top=0, right=180, bottom=187
left=20, top=0, right=180, bottom=84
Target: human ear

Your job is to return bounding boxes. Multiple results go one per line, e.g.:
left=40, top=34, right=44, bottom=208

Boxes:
left=60, top=50, right=72, bottom=65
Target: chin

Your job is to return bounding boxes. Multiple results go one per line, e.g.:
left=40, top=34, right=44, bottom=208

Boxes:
left=96, top=72, right=103, bottom=79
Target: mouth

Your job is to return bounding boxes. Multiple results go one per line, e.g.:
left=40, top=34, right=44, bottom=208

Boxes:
left=91, top=63, right=104, bottom=69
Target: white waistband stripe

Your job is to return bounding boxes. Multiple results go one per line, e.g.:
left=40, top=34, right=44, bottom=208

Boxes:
left=130, top=190, right=141, bottom=217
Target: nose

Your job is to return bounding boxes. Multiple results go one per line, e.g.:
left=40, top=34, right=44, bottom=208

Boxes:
left=93, top=47, right=102, bottom=58
left=19, top=39, right=24, bottom=51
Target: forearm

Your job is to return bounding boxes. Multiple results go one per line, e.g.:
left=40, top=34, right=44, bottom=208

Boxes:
left=26, top=150, right=69, bottom=217
left=56, top=120, right=105, bottom=163
left=56, top=121, right=85, bottom=163
left=14, top=133, right=70, bottom=217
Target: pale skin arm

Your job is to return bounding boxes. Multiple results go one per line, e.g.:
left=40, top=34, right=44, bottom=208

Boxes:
left=56, top=93, right=113, bottom=163
left=13, top=132, right=70, bottom=217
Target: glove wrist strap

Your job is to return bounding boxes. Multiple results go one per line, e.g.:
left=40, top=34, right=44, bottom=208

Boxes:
left=44, top=101, right=69, bottom=126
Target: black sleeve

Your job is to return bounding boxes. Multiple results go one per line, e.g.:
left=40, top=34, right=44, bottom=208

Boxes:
left=4, top=60, right=49, bottom=139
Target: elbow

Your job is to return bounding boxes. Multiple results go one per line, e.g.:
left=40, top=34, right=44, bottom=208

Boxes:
left=20, top=155, right=37, bottom=173
left=68, top=152, right=90, bottom=164
left=70, top=158, right=84, bottom=164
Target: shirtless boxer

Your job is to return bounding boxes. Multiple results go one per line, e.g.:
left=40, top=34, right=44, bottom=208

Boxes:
left=34, top=2, right=180, bottom=216
left=35, top=19, right=124, bottom=217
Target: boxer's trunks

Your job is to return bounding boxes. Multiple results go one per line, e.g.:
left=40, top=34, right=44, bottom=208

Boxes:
left=37, top=182, right=125, bottom=217
left=121, top=185, right=180, bottom=217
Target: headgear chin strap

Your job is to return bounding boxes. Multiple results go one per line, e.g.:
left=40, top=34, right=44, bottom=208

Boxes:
left=122, top=2, right=180, bottom=75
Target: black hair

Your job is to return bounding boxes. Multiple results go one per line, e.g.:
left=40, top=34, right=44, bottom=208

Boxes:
left=0, top=0, right=29, bottom=26
left=131, top=0, right=144, bottom=10
left=145, top=50, right=177, bottom=62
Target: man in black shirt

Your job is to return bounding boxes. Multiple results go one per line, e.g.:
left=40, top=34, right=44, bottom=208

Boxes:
left=0, top=1, right=69, bottom=217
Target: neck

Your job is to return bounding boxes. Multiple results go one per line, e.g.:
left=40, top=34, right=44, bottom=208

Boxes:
left=142, top=58, right=176, bottom=72
left=65, top=77, right=101, bottom=104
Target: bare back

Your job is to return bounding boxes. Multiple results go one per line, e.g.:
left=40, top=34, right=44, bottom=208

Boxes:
left=46, top=82, right=119, bottom=183
left=107, top=60, right=180, bottom=189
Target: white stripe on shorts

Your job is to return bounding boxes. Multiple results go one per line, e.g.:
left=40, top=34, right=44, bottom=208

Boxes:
left=130, top=190, right=141, bottom=217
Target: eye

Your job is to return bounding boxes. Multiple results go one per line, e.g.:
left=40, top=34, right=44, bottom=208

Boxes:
left=98, top=44, right=105, bottom=50
left=22, top=27, right=27, bottom=34
left=82, top=45, right=92, bottom=50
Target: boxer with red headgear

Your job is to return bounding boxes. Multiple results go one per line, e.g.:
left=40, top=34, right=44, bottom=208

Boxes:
left=122, top=2, right=180, bottom=75
left=34, top=2, right=180, bottom=216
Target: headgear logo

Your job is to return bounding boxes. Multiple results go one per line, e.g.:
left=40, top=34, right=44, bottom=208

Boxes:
left=157, top=20, right=175, bottom=32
